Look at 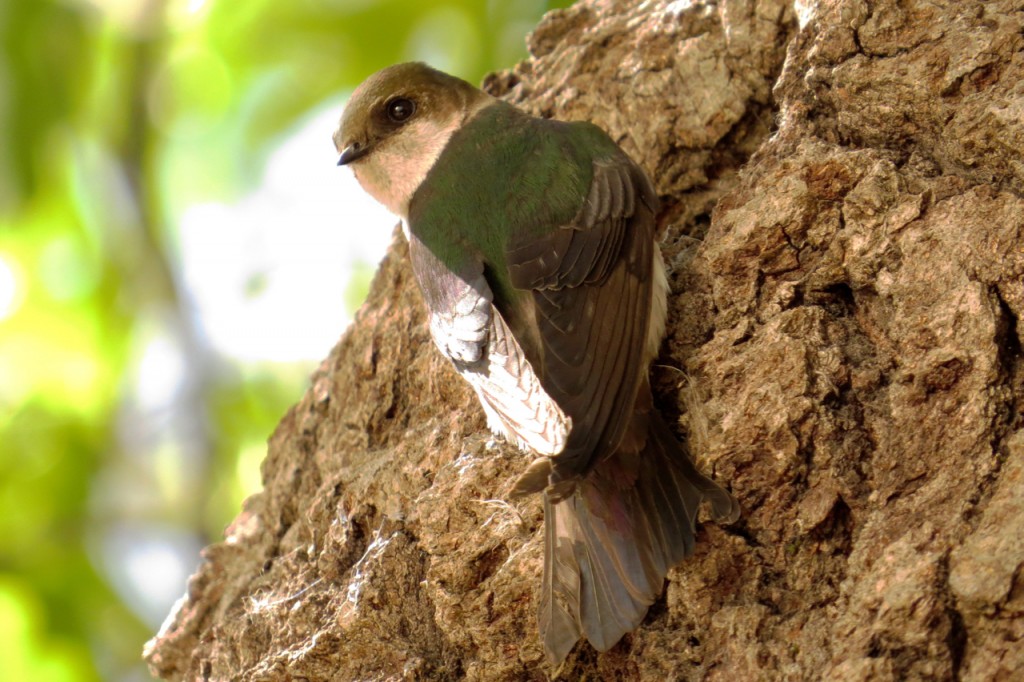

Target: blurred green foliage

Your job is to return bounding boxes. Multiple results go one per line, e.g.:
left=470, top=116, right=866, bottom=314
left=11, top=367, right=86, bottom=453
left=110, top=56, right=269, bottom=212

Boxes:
left=0, top=0, right=569, bottom=679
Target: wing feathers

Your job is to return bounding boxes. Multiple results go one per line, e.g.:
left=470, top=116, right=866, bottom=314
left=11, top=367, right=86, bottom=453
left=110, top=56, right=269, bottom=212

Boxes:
left=459, top=305, right=571, bottom=457
left=534, top=240, right=650, bottom=478
left=507, top=157, right=648, bottom=292
left=502, top=153, right=662, bottom=479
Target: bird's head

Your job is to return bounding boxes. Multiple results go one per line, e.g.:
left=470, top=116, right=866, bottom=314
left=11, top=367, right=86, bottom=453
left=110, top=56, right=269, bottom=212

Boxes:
left=334, top=62, right=491, bottom=218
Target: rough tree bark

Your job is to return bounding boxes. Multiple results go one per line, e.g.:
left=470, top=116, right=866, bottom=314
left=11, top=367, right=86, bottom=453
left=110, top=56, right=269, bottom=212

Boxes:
left=145, top=0, right=1024, bottom=679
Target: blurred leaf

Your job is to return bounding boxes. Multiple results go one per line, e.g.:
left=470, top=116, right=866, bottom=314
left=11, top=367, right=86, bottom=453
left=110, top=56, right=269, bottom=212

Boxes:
left=0, top=578, right=96, bottom=682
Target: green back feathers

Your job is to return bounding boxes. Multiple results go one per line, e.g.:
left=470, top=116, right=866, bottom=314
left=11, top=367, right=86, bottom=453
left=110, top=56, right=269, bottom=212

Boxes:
left=408, top=102, right=622, bottom=279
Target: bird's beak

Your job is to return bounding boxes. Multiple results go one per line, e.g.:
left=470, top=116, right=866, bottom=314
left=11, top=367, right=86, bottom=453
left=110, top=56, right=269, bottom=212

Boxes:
left=337, top=142, right=370, bottom=166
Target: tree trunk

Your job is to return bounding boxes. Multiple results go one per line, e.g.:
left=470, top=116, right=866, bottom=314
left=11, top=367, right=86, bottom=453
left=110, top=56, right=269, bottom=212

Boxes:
left=144, top=0, right=1024, bottom=679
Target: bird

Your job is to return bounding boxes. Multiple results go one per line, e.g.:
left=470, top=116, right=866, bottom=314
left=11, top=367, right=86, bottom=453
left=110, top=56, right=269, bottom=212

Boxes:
left=334, top=62, right=739, bottom=665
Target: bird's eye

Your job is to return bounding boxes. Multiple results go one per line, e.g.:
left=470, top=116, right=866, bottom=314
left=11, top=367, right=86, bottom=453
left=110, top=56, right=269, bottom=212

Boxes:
left=385, top=97, right=416, bottom=123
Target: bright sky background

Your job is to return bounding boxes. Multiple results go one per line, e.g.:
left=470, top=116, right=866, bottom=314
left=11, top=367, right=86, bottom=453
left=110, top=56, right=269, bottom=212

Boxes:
left=178, top=100, right=397, bottom=363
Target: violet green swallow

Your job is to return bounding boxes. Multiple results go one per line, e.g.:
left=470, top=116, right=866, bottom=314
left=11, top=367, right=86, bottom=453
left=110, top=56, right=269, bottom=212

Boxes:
left=334, top=62, right=739, bottom=664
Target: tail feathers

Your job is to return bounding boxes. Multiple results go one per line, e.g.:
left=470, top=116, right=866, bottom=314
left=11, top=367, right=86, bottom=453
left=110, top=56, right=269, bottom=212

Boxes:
left=538, top=498, right=582, bottom=661
left=538, top=414, right=738, bottom=664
